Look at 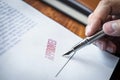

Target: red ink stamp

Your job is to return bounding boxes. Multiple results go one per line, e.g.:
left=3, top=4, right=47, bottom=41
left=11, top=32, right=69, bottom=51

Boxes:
left=45, top=39, right=57, bottom=60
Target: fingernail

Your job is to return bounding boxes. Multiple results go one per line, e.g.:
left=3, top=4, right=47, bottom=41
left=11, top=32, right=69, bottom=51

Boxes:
left=103, top=22, right=118, bottom=35
left=85, top=25, right=91, bottom=36
left=111, top=22, right=117, bottom=33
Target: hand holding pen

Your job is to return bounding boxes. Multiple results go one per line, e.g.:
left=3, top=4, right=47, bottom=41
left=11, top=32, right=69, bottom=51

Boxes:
left=85, top=0, right=120, bottom=55
left=63, top=30, right=105, bottom=56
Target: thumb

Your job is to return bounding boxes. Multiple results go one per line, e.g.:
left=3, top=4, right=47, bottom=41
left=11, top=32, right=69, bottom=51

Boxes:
left=103, top=20, right=120, bottom=36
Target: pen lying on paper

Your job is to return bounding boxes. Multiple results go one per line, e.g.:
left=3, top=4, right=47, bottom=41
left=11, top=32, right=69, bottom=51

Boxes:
left=63, top=30, right=105, bottom=56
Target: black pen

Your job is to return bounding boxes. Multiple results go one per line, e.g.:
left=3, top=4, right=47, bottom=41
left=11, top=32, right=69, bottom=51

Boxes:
left=63, top=30, right=105, bottom=56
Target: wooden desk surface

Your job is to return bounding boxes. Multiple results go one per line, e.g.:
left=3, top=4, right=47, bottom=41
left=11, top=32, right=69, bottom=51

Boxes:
left=24, top=0, right=87, bottom=38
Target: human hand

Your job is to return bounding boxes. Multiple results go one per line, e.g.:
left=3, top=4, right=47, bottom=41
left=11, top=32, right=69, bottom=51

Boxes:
left=85, top=0, right=120, bottom=55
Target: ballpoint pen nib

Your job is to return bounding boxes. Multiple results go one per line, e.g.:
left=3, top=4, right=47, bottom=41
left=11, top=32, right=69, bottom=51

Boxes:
left=63, top=49, right=74, bottom=56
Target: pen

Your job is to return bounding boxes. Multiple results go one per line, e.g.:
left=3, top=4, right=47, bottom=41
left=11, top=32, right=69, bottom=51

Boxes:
left=55, top=30, right=106, bottom=77
left=63, top=30, right=105, bottom=56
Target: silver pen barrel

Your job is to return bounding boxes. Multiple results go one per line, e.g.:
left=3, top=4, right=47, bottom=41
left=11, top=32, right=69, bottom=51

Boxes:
left=74, top=30, right=105, bottom=51
left=86, top=30, right=105, bottom=44
left=63, top=30, right=105, bottom=56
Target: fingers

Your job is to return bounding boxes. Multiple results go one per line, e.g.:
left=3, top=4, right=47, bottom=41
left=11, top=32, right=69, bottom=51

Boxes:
left=86, top=0, right=111, bottom=36
left=103, top=20, right=120, bottom=36
left=85, top=0, right=120, bottom=54
left=86, top=13, right=102, bottom=36
left=94, top=39, right=116, bottom=53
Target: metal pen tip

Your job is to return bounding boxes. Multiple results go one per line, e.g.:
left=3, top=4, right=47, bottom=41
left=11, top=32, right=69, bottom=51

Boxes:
left=63, top=49, right=74, bottom=56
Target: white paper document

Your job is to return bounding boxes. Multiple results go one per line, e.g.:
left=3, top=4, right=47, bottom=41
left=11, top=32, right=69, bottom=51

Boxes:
left=0, top=0, right=119, bottom=80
